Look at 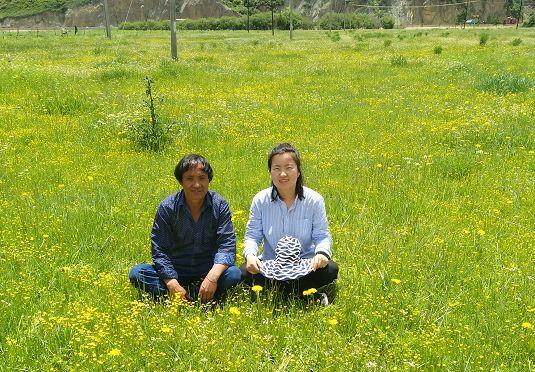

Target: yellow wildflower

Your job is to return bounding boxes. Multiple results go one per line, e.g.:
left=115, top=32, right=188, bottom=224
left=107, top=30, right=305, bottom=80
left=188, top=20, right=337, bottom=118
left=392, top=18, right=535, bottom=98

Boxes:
left=303, top=288, right=317, bottom=296
left=521, top=322, right=533, bottom=330
left=327, top=318, right=338, bottom=326
left=477, top=229, right=485, bottom=236
left=252, top=285, right=263, bottom=293
left=229, top=306, right=240, bottom=316
left=108, top=348, right=121, bottom=356
left=391, top=278, right=401, bottom=285
left=160, top=326, right=172, bottom=333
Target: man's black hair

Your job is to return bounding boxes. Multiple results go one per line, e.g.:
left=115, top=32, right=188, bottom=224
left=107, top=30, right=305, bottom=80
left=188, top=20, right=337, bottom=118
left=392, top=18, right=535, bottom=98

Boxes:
left=174, top=154, right=213, bottom=184
left=268, top=143, right=305, bottom=201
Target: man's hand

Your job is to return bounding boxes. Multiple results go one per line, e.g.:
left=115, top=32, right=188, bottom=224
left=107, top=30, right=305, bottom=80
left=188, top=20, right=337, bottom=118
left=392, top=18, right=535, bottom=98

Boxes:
left=199, top=276, right=218, bottom=303
left=311, top=254, right=329, bottom=271
left=164, top=278, right=190, bottom=301
left=246, top=254, right=261, bottom=274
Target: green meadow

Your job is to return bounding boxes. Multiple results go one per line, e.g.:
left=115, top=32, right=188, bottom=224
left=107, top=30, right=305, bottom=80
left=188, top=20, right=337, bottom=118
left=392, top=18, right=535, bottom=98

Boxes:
left=0, top=28, right=534, bottom=370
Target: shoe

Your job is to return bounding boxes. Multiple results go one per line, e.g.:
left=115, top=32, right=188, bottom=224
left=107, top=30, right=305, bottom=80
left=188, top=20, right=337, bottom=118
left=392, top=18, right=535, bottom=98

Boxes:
left=318, top=280, right=337, bottom=304
left=318, top=292, right=329, bottom=307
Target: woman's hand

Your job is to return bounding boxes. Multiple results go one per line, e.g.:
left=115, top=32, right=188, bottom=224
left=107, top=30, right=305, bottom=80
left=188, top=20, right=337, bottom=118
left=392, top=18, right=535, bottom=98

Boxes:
left=246, top=254, right=261, bottom=274
left=311, top=254, right=329, bottom=271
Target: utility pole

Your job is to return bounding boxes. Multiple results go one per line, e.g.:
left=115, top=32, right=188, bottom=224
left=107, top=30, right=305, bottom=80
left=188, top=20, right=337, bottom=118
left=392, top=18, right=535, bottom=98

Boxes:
left=170, top=0, right=178, bottom=59
left=289, top=0, right=293, bottom=40
left=103, top=0, right=111, bottom=39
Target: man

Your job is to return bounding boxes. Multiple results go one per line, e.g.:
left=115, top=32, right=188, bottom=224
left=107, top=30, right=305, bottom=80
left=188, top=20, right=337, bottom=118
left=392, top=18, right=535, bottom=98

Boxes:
left=129, top=154, right=241, bottom=302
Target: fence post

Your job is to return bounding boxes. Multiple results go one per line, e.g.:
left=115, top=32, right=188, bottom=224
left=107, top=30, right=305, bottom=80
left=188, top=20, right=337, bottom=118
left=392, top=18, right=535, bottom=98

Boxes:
left=103, top=0, right=112, bottom=38
left=170, top=0, right=178, bottom=60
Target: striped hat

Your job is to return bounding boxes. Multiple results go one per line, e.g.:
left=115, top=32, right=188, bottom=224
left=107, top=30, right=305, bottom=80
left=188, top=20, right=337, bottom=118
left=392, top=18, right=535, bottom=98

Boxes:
left=260, top=236, right=313, bottom=281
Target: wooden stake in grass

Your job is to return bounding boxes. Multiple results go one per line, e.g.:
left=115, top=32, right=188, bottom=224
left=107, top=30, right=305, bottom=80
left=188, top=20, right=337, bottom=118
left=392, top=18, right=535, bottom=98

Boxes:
left=289, top=0, right=293, bottom=40
left=103, top=0, right=112, bottom=39
left=170, top=0, right=178, bottom=60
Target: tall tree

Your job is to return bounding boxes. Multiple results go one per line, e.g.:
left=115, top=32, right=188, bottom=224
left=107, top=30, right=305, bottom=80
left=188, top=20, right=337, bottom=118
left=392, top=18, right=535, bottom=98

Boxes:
left=263, top=0, right=284, bottom=35
left=455, top=0, right=472, bottom=28
left=244, top=0, right=260, bottom=32
left=506, top=0, right=522, bottom=19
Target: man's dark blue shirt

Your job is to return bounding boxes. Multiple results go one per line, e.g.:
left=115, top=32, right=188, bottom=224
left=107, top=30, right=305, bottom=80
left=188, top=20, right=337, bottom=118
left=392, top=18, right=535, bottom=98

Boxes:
left=151, top=190, right=236, bottom=281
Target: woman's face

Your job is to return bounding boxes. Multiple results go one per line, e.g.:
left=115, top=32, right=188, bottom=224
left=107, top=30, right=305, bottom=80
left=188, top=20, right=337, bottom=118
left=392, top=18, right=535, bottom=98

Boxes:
left=270, top=152, right=300, bottom=195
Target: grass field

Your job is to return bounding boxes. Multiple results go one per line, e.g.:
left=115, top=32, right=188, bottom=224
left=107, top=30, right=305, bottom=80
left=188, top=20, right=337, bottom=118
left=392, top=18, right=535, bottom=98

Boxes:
left=0, top=27, right=534, bottom=370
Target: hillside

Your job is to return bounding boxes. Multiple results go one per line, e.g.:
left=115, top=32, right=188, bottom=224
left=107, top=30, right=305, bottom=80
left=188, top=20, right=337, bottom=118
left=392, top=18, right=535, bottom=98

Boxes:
left=0, top=0, right=509, bottom=28
left=0, top=0, right=91, bottom=18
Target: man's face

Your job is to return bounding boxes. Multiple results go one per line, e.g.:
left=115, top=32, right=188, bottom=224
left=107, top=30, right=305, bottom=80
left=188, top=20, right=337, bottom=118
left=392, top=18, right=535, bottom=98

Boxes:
left=181, top=164, right=210, bottom=205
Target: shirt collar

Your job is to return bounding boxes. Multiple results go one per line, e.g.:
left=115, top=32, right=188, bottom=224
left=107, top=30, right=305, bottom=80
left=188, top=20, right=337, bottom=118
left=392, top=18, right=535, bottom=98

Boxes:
left=177, top=189, right=213, bottom=211
left=272, top=187, right=299, bottom=212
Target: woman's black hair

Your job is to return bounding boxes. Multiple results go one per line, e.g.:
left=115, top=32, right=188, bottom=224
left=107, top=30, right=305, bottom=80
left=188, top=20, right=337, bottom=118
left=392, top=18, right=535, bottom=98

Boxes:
left=174, top=154, right=213, bottom=184
left=268, top=143, right=304, bottom=201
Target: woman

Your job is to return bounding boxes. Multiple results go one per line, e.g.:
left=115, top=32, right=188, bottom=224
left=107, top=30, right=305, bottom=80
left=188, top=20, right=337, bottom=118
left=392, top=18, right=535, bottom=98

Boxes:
left=241, top=143, right=339, bottom=304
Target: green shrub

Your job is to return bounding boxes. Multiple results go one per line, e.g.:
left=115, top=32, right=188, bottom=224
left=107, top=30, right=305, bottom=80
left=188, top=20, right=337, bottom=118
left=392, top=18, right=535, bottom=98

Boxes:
left=381, top=15, right=395, bottom=29
left=486, top=14, right=501, bottom=25
left=511, top=38, right=522, bottom=46
left=326, top=31, right=341, bottom=42
left=479, top=33, right=489, bottom=46
left=250, top=12, right=272, bottom=30
left=479, top=73, right=533, bottom=95
left=120, top=14, right=298, bottom=31
left=129, top=78, right=175, bottom=152
left=41, top=94, right=88, bottom=116
left=434, top=45, right=443, bottom=54
left=354, top=13, right=379, bottom=29
left=318, top=12, right=379, bottom=30
left=300, top=16, right=316, bottom=30
left=390, top=55, right=407, bottom=67
left=119, top=20, right=169, bottom=30
left=352, top=33, right=364, bottom=41
left=319, top=12, right=344, bottom=29
left=524, top=12, right=535, bottom=27
left=276, top=9, right=303, bottom=30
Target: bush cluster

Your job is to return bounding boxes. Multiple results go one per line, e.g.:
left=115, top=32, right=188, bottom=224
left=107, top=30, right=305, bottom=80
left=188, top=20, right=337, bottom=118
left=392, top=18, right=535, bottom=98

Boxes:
left=390, top=55, right=408, bottom=67
left=479, top=33, right=489, bottom=46
left=479, top=73, right=533, bottom=95
left=318, top=12, right=380, bottom=30
left=525, top=12, right=535, bottom=27
left=511, top=38, right=522, bottom=46
left=120, top=12, right=311, bottom=31
left=120, top=12, right=388, bottom=31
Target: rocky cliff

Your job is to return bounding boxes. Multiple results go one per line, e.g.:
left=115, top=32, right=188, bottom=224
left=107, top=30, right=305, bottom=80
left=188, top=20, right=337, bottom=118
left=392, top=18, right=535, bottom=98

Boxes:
left=0, top=0, right=508, bottom=28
